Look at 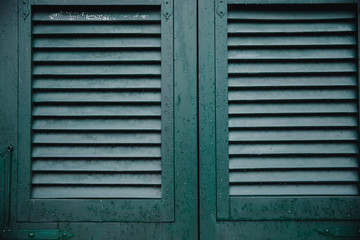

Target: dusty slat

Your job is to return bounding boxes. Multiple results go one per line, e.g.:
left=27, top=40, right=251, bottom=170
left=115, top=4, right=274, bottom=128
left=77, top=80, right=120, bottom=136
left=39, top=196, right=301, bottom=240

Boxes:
left=33, top=78, right=161, bottom=89
left=228, top=76, right=357, bottom=87
left=229, top=157, right=359, bottom=170
left=33, top=23, right=161, bottom=34
left=32, top=186, right=161, bottom=198
left=229, top=116, right=357, bottom=128
left=33, top=118, right=161, bottom=130
left=32, top=159, right=162, bottom=172
left=228, top=102, right=357, bottom=114
left=33, top=132, right=161, bottom=144
left=229, top=143, right=358, bottom=155
left=32, top=146, right=161, bottom=158
left=33, top=36, right=161, bottom=48
left=33, top=91, right=161, bottom=103
left=229, top=129, right=357, bottom=142
left=228, top=62, right=356, bottom=74
left=33, top=105, right=161, bottom=117
left=228, top=9, right=356, bottom=20
left=33, top=10, right=161, bottom=21
left=228, top=89, right=356, bottom=101
left=32, top=173, right=161, bottom=185
left=228, top=35, right=356, bottom=47
left=228, top=22, right=356, bottom=34
left=228, top=49, right=356, bottom=60
left=229, top=184, right=359, bottom=196
left=229, top=170, right=359, bottom=183
left=33, top=64, right=161, bottom=76
left=33, top=50, right=161, bottom=62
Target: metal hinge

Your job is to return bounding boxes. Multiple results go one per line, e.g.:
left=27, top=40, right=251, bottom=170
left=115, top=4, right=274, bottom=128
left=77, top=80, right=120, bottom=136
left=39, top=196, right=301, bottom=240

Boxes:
left=318, top=226, right=360, bottom=238
left=216, top=0, right=226, bottom=18
left=0, top=230, right=74, bottom=240
left=162, top=0, right=173, bottom=20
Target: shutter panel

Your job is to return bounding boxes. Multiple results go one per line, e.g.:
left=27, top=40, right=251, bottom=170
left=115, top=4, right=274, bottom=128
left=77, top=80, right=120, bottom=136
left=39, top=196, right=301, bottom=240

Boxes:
left=227, top=4, right=359, bottom=197
left=215, top=2, right=360, bottom=220
left=16, top=2, right=174, bottom=222
left=31, top=6, right=163, bottom=199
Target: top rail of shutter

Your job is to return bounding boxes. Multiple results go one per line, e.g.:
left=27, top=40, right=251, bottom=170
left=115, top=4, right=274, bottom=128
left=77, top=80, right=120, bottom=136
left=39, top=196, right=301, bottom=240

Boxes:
left=228, top=0, right=358, bottom=4
left=31, top=0, right=162, bottom=6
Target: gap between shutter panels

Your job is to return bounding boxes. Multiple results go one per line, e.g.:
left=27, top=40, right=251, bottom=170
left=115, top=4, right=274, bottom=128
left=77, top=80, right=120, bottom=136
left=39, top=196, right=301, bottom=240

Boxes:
left=227, top=4, right=360, bottom=196
left=31, top=6, right=162, bottom=199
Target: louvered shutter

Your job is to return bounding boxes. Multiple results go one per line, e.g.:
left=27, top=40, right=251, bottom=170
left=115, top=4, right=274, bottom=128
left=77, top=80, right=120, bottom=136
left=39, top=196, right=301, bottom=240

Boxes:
left=215, top=2, right=360, bottom=220
left=17, top=3, right=174, bottom=222
left=31, top=6, right=163, bottom=199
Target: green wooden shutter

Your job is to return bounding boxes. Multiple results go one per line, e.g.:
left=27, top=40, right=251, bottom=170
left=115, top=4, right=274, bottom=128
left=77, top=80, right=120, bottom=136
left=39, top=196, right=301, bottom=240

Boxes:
left=17, top=2, right=175, bottom=222
left=2, top=0, right=199, bottom=238
left=215, top=2, right=360, bottom=220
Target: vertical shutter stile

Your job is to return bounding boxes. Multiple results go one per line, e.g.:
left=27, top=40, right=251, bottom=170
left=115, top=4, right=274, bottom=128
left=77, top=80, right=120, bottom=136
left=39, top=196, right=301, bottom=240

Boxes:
left=31, top=6, right=163, bottom=199
left=227, top=4, right=360, bottom=196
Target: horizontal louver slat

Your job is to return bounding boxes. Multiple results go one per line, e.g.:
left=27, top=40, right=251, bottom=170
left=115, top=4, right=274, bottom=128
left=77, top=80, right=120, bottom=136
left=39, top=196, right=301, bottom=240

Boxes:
left=228, top=76, right=357, bottom=87
left=32, top=173, right=161, bottom=185
left=33, top=91, right=161, bottom=103
left=228, top=35, right=356, bottom=47
left=33, top=37, right=161, bottom=48
left=229, top=116, right=357, bottom=128
left=33, top=77, right=161, bottom=89
left=228, top=9, right=355, bottom=20
left=32, top=7, right=161, bottom=21
left=228, top=89, right=356, bottom=101
left=228, top=49, right=356, bottom=60
left=229, top=102, right=357, bottom=114
left=31, top=6, right=162, bottom=199
left=33, top=105, right=161, bottom=117
left=228, top=22, right=356, bottom=34
left=33, top=132, right=161, bottom=144
left=33, top=118, right=161, bottom=130
left=229, top=184, right=358, bottom=196
left=33, top=64, right=161, bottom=75
left=32, top=186, right=161, bottom=198
left=227, top=4, right=359, bottom=196
left=228, top=62, right=356, bottom=74
left=229, top=130, right=357, bottom=142
left=229, top=157, right=359, bottom=170
left=33, top=23, right=161, bottom=34
left=32, top=159, right=162, bottom=172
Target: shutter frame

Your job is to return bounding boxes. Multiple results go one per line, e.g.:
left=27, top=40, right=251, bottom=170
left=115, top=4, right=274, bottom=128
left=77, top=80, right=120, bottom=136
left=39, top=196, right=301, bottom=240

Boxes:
left=215, top=0, right=360, bottom=220
left=17, top=0, right=175, bottom=222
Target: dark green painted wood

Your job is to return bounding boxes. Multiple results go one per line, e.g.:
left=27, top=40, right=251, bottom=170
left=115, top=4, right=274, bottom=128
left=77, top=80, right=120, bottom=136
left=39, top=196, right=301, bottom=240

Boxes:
left=17, top=4, right=174, bottom=221
left=199, top=0, right=217, bottom=238
left=0, top=151, right=4, bottom=229
left=215, top=0, right=230, bottom=219
left=229, top=197, right=360, bottom=220
left=357, top=0, right=360, bottom=195
left=200, top=0, right=360, bottom=239
left=0, top=0, right=18, bottom=232
left=229, top=0, right=359, bottom=3
left=33, top=7, right=161, bottom=21
left=0, top=230, right=74, bottom=240
left=226, top=3, right=359, bottom=201
left=4, top=0, right=197, bottom=238
left=32, top=0, right=162, bottom=5
left=17, top=0, right=32, bottom=223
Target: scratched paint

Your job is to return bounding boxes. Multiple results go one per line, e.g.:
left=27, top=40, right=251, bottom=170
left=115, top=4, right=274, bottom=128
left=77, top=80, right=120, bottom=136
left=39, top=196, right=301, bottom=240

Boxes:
left=49, top=11, right=115, bottom=21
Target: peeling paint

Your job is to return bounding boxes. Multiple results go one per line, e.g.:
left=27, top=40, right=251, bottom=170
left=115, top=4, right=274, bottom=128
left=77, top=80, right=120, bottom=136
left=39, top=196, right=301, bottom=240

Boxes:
left=48, top=11, right=115, bottom=21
